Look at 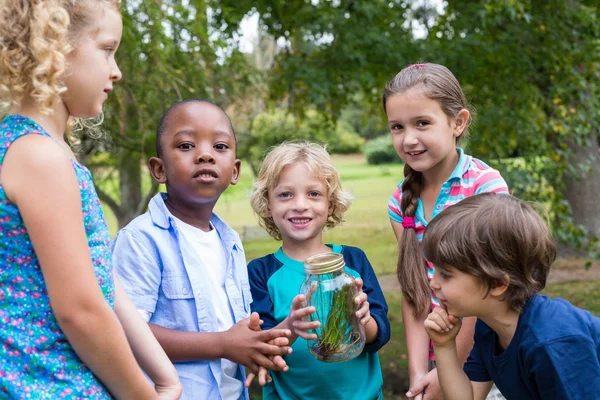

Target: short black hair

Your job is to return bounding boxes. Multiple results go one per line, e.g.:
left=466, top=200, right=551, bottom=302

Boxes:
left=155, top=98, right=236, bottom=158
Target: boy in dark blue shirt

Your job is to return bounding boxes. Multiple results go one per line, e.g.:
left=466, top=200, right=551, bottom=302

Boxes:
left=408, top=193, right=600, bottom=400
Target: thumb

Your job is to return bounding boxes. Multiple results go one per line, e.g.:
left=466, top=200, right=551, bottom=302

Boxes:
left=406, top=379, right=428, bottom=398
left=249, top=312, right=261, bottom=328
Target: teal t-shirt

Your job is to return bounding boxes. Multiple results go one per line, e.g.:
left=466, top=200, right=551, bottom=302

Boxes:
left=248, top=245, right=388, bottom=400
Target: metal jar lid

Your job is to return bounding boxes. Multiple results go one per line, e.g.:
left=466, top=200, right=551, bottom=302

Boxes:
left=304, top=252, right=345, bottom=275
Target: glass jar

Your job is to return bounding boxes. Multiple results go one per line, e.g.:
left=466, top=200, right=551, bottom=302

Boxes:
left=300, top=252, right=366, bottom=363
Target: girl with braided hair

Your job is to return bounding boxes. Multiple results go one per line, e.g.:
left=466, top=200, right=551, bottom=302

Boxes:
left=384, top=63, right=509, bottom=400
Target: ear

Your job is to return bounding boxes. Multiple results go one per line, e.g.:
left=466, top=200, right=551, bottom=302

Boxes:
left=148, top=157, right=167, bottom=184
left=452, top=108, right=470, bottom=138
left=230, top=159, right=241, bottom=185
left=489, top=274, right=510, bottom=297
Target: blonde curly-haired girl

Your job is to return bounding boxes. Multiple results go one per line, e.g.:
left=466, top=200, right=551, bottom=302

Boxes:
left=0, top=1, right=180, bottom=398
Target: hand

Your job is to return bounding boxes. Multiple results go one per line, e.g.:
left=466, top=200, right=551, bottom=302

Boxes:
left=155, top=381, right=183, bottom=400
left=244, top=365, right=272, bottom=388
left=244, top=313, right=288, bottom=388
left=287, top=294, right=319, bottom=340
left=222, top=313, right=292, bottom=374
left=354, top=278, right=372, bottom=326
left=424, top=307, right=462, bottom=348
left=406, top=369, right=443, bottom=400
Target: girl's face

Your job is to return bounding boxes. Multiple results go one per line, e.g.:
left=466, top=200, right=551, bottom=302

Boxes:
left=62, top=4, right=122, bottom=118
left=386, top=89, right=468, bottom=180
left=268, top=163, right=331, bottom=247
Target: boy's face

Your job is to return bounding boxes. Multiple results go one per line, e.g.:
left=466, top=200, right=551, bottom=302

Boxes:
left=150, top=102, right=240, bottom=205
left=430, top=267, right=490, bottom=318
left=268, top=163, right=331, bottom=246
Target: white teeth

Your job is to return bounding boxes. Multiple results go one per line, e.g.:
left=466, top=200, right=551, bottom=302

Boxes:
left=200, top=174, right=214, bottom=178
left=407, top=150, right=426, bottom=156
left=290, top=218, right=310, bottom=224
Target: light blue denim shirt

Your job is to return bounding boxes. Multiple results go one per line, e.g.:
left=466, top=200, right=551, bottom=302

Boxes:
left=112, top=193, right=252, bottom=400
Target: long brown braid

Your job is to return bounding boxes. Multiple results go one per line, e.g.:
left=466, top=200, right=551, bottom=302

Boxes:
left=383, top=63, right=473, bottom=317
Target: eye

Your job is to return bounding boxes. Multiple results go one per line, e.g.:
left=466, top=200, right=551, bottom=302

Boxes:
left=417, top=120, right=430, bottom=128
left=390, top=123, right=403, bottom=131
left=104, top=47, right=114, bottom=56
left=277, top=192, right=292, bottom=199
left=177, top=143, right=194, bottom=150
left=308, top=191, right=322, bottom=197
left=214, top=143, right=229, bottom=150
left=438, top=270, right=452, bottom=280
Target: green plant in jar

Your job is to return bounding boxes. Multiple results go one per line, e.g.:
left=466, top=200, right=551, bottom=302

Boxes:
left=300, top=253, right=366, bottom=362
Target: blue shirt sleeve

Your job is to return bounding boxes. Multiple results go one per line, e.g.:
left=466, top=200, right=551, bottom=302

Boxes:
left=463, top=322, right=492, bottom=383
left=528, top=335, right=600, bottom=399
left=347, top=247, right=391, bottom=353
left=247, top=257, right=278, bottom=330
left=112, top=228, right=162, bottom=315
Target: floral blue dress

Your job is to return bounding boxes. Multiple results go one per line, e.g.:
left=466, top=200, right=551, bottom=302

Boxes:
left=0, top=115, right=114, bottom=398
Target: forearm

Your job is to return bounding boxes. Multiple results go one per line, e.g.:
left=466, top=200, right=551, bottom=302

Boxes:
left=365, top=318, right=378, bottom=344
left=56, top=305, right=156, bottom=399
left=402, top=297, right=430, bottom=381
left=114, top=279, right=180, bottom=389
left=455, top=316, right=476, bottom=364
left=149, top=323, right=227, bottom=362
left=433, top=343, right=474, bottom=400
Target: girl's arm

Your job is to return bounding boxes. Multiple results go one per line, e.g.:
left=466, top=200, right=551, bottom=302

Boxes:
left=114, top=276, right=182, bottom=399
left=391, top=220, right=430, bottom=383
left=3, top=136, right=156, bottom=399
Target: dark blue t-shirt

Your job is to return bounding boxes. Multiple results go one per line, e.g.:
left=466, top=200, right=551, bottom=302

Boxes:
left=464, top=294, right=600, bottom=399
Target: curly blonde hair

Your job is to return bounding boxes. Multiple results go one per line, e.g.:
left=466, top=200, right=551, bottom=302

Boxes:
left=251, top=141, right=353, bottom=241
left=0, top=0, right=121, bottom=115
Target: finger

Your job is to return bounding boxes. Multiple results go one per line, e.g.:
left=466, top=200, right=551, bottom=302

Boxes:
left=360, top=312, right=372, bottom=326
left=290, top=294, right=306, bottom=311
left=407, top=379, right=427, bottom=398
left=292, top=306, right=317, bottom=320
left=293, top=319, right=320, bottom=331
left=272, top=355, right=288, bottom=371
left=258, top=329, right=292, bottom=342
left=355, top=300, right=369, bottom=317
left=244, top=372, right=256, bottom=388
left=424, top=319, right=445, bottom=333
left=354, top=277, right=364, bottom=291
left=258, top=368, right=269, bottom=386
left=258, top=342, right=293, bottom=356
left=432, top=311, right=452, bottom=332
left=269, top=336, right=290, bottom=347
left=354, top=292, right=368, bottom=305
left=255, top=354, right=288, bottom=371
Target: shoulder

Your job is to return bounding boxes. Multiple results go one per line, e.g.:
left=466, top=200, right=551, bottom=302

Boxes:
left=112, top=212, right=162, bottom=252
left=7, top=134, right=72, bottom=174
left=340, top=245, right=373, bottom=272
left=522, top=295, right=600, bottom=344
left=462, top=154, right=509, bottom=193
left=247, top=253, right=282, bottom=284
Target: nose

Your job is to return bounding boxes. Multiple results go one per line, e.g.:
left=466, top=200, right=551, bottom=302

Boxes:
left=292, top=195, right=308, bottom=211
left=403, top=128, right=419, bottom=147
left=196, top=148, right=215, bottom=164
left=430, top=270, right=441, bottom=291
left=111, top=61, right=122, bottom=82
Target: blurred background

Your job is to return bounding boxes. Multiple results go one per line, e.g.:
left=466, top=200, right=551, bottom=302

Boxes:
left=79, top=1, right=600, bottom=397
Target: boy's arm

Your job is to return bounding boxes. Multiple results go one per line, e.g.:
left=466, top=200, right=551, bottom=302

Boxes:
left=148, top=318, right=291, bottom=374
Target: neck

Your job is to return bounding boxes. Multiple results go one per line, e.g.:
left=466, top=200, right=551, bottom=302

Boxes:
left=479, top=305, right=521, bottom=351
left=165, top=195, right=215, bottom=232
left=14, top=96, right=70, bottom=141
left=422, top=148, right=459, bottom=188
left=281, top=236, right=331, bottom=261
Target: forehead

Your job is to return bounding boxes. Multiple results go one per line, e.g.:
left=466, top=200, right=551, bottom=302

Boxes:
left=385, top=89, right=444, bottom=119
left=163, top=102, right=233, bottom=136
left=77, top=4, right=123, bottom=42
left=275, top=163, right=327, bottom=187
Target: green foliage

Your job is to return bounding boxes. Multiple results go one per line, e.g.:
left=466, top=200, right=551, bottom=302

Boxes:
left=363, top=135, right=401, bottom=165
left=238, top=109, right=363, bottom=175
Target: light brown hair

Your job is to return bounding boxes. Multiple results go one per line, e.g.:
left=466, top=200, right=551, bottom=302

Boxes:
left=0, top=0, right=121, bottom=115
left=422, top=193, right=556, bottom=312
left=382, top=63, right=474, bottom=317
left=250, top=141, right=353, bottom=241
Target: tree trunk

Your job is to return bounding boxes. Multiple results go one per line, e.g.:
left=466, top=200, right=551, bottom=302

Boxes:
left=118, top=150, right=143, bottom=229
left=564, top=134, right=600, bottom=253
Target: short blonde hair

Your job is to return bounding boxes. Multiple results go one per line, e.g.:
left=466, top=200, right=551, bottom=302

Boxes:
left=251, top=141, right=353, bottom=241
left=0, top=0, right=121, bottom=115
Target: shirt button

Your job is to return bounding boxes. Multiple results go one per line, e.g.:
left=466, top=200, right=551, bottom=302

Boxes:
left=437, top=205, right=442, bottom=209
left=444, top=189, right=449, bottom=194
left=183, top=287, right=189, bottom=295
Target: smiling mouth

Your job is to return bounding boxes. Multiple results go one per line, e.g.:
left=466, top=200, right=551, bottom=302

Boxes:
left=407, top=150, right=426, bottom=156
left=193, top=170, right=218, bottom=179
left=289, top=218, right=311, bottom=224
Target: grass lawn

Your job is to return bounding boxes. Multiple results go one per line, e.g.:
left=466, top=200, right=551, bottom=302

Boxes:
left=101, top=154, right=600, bottom=399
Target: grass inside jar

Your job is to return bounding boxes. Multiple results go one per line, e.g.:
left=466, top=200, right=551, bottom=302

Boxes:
left=307, top=278, right=362, bottom=361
